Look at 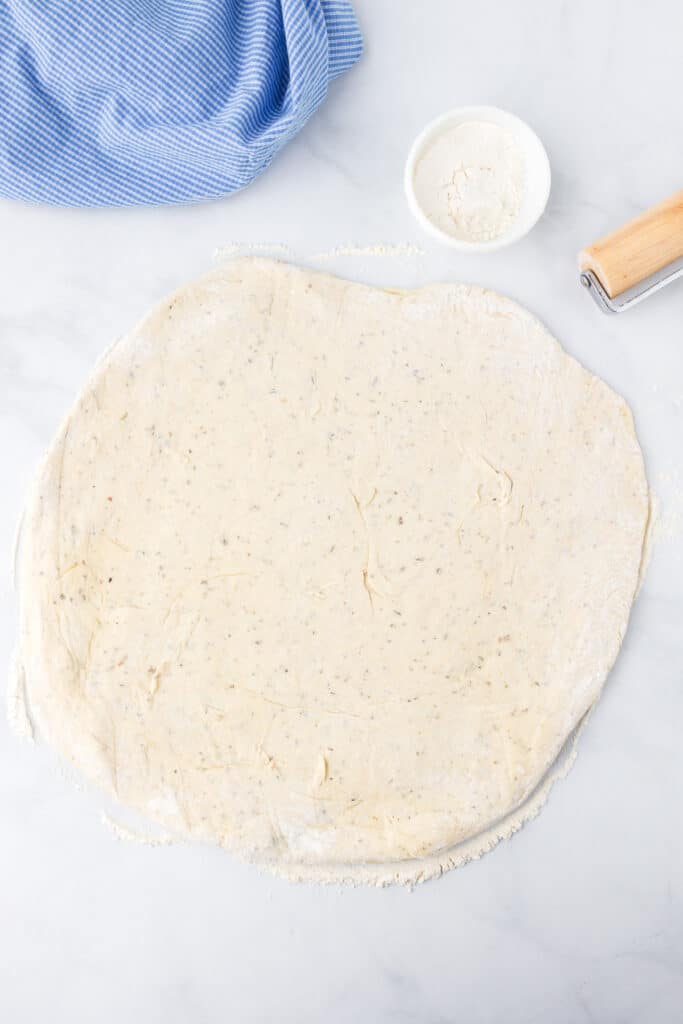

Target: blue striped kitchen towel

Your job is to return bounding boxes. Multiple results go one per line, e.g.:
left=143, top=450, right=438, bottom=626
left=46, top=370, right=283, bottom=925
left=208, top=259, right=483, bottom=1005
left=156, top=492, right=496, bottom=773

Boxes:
left=0, top=0, right=362, bottom=207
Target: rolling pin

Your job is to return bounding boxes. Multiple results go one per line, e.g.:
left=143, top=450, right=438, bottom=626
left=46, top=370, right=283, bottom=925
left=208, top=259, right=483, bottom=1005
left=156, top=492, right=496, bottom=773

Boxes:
left=578, top=189, right=683, bottom=313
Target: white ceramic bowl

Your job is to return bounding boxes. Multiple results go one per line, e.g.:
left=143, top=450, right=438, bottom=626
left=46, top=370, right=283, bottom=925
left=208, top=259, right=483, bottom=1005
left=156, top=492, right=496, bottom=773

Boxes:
left=404, top=105, right=551, bottom=252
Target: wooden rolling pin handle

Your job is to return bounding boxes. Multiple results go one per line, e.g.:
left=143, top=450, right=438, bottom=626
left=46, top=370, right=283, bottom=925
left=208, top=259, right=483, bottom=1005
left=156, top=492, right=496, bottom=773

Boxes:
left=578, top=189, right=683, bottom=299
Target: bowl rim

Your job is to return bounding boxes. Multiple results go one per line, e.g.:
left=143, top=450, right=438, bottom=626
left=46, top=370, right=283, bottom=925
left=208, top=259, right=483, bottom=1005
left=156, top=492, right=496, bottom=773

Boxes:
left=404, top=105, right=551, bottom=253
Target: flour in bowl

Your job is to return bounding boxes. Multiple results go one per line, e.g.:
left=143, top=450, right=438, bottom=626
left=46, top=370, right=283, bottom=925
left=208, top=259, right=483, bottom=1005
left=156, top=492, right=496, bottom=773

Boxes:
left=413, top=120, right=526, bottom=243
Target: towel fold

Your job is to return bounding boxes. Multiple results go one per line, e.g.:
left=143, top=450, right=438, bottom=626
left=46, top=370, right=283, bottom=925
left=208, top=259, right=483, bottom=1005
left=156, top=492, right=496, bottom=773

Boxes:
left=0, top=0, right=362, bottom=207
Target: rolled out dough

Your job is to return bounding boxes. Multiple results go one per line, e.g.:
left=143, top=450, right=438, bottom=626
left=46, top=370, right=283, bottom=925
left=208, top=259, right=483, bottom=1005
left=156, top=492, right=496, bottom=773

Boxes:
left=17, top=258, right=649, bottom=884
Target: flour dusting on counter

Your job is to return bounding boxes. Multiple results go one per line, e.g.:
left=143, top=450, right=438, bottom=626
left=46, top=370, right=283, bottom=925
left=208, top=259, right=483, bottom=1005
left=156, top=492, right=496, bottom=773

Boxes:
left=214, top=242, right=293, bottom=260
left=7, top=654, right=34, bottom=741
left=314, top=241, right=425, bottom=260
left=101, top=812, right=175, bottom=847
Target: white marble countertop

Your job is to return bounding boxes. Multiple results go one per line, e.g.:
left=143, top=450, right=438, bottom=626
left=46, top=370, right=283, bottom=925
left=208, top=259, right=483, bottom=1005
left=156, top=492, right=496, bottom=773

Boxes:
left=2, top=2, right=682, bottom=1021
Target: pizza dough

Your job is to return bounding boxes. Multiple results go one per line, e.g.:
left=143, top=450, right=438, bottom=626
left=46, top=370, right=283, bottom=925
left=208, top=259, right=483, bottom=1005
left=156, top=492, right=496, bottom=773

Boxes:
left=16, top=258, right=649, bottom=883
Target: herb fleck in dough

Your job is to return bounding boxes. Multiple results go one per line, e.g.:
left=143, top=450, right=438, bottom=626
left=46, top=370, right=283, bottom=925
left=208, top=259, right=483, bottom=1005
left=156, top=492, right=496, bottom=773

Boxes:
left=17, top=259, right=649, bottom=884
